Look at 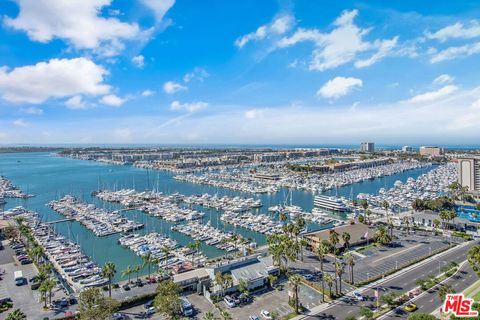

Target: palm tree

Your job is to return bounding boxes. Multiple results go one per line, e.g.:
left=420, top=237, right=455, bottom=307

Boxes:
left=335, top=262, right=345, bottom=295
left=438, top=284, right=455, bottom=302
left=387, top=217, right=394, bottom=239
left=5, top=309, right=26, bottom=320
left=279, top=212, right=287, bottom=223
left=374, top=225, right=391, bottom=245
left=141, top=252, right=154, bottom=280
left=133, top=264, right=142, bottom=282
left=288, top=274, right=303, bottom=314
left=432, top=219, right=440, bottom=231
left=316, top=240, right=329, bottom=302
left=382, top=200, right=390, bottom=216
left=439, top=210, right=449, bottom=231
left=341, top=232, right=351, bottom=251
left=203, top=311, right=216, bottom=320
left=324, top=273, right=335, bottom=299
left=468, top=245, right=480, bottom=276
left=121, top=265, right=133, bottom=284
left=220, top=310, right=232, bottom=320
left=102, top=261, right=116, bottom=297
left=329, top=230, right=339, bottom=261
left=403, top=216, right=411, bottom=234
left=365, top=209, right=372, bottom=224
left=345, top=253, right=355, bottom=284
left=194, top=240, right=202, bottom=266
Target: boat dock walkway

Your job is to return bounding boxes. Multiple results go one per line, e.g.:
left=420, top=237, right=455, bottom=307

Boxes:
left=46, top=218, right=76, bottom=224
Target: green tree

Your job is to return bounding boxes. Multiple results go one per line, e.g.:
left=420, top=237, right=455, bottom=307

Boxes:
left=238, top=278, right=248, bottom=294
left=102, top=261, right=116, bottom=298
left=468, top=245, right=480, bottom=276
left=374, top=225, right=392, bottom=245
left=324, top=273, right=335, bottom=299
left=342, top=232, right=351, bottom=251
left=438, top=284, right=455, bottom=302
left=220, top=310, right=232, bottom=320
left=121, top=265, right=133, bottom=284
left=382, top=200, right=390, bottom=216
left=316, top=240, right=330, bottom=301
left=154, top=280, right=182, bottom=319
left=345, top=253, right=355, bottom=284
left=288, top=274, right=302, bottom=314
left=380, top=292, right=399, bottom=308
left=5, top=309, right=27, bottom=320
left=359, top=307, right=374, bottom=320
left=335, top=262, right=345, bottom=295
left=3, top=225, right=19, bottom=242
left=202, top=311, right=216, bottom=320
left=78, top=287, right=119, bottom=320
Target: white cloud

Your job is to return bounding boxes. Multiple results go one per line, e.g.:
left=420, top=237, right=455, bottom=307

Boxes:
left=140, top=0, right=175, bottom=21
left=4, top=0, right=148, bottom=56
left=132, top=55, right=145, bottom=68
left=426, top=21, right=480, bottom=42
left=100, top=94, right=125, bottom=107
left=244, top=109, right=264, bottom=119
left=163, top=81, right=187, bottom=94
left=20, top=107, right=43, bottom=115
left=317, top=76, right=363, bottom=99
left=430, top=42, right=480, bottom=63
left=13, top=118, right=29, bottom=127
left=183, top=67, right=209, bottom=83
left=0, top=57, right=110, bottom=104
left=354, top=37, right=398, bottom=68
left=433, top=74, right=454, bottom=85
left=170, top=100, right=208, bottom=113
left=65, top=95, right=87, bottom=109
left=277, top=10, right=395, bottom=71
left=141, top=89, right=154, bottom=97
left=235, top=15, right=294, bottom=48
left=407, top=85, right=458, bottom=103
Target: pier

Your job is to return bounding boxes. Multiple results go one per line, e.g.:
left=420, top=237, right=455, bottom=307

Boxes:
left=46, top=218, right=75, bottom=224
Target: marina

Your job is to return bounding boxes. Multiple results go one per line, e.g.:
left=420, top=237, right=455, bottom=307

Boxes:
left=0, top=175, right=33, bottom=202
left=48, top=195, right=144, bottom=236
left=1, top=206, right=108, bottom=292
left=0, top=152, right=443, bottom=281
left=173, top=160, right=432, bottom=194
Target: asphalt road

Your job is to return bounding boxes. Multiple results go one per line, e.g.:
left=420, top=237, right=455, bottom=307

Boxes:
left=300, top=240, right=478, bottom=320
left=381, top=262, right=477, bottom=319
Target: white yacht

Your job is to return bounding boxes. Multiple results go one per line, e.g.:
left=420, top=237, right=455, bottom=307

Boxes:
left=313, top=195, right=350, bottom=212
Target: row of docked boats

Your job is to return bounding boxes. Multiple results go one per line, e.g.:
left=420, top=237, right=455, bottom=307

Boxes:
left=174, top=161, right=431, bottom=194
left=0, top=175, right=34, bottom=200
left=220, top=211, right=283, bottom=235
left=48, top=195, right=144, bottom=236
left=356, top=163, right=457, bottom=210
left=172, top=221, right=254, bottom=252
left=118, top=233, right=207, bottom=269
left=182, top=193, right=262, bottom=212
left=93, top=189, right=205, bottom=222
left=1, top=206, right=108, bottom=291
left=174, top=174, right=278, bottom=194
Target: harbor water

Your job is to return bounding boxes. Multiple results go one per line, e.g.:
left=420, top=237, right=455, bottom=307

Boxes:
left=0, top=152, right=433, bottom=280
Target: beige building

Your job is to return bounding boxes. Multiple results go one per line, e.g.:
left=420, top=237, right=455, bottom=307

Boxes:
left=458, top=156, right=480, bottom=196
left=419, top=146, right=444, bottom=156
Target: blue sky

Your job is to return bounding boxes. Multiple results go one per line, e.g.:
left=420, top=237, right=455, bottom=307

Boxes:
left=0, top=0, right=480, bottom=145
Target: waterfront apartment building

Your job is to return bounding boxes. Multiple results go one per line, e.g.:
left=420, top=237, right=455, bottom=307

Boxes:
left=419, top=146, right=444, bottom=156
left=458, top=156, right=480, bottom=196
left=360, top=142, right=375, bottom=153
left=402, top=146, right=414, bottom=152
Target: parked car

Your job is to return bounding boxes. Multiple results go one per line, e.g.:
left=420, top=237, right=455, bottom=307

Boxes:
left=145, top=307, right=155, bottom=316
left=249, top=316, right=259, bottom=320
left=21, top=259, right=32, bottom=265
left=224, top=295, right=236, bottom=308
left=261, top=310, right=273, bottom=319
left=122, top=284, right=130, bottom=291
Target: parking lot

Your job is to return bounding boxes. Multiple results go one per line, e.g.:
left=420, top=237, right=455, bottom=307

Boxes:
left=0, top=241, right=72, bottom=320
left=291, top=229, right=452, bottom=292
